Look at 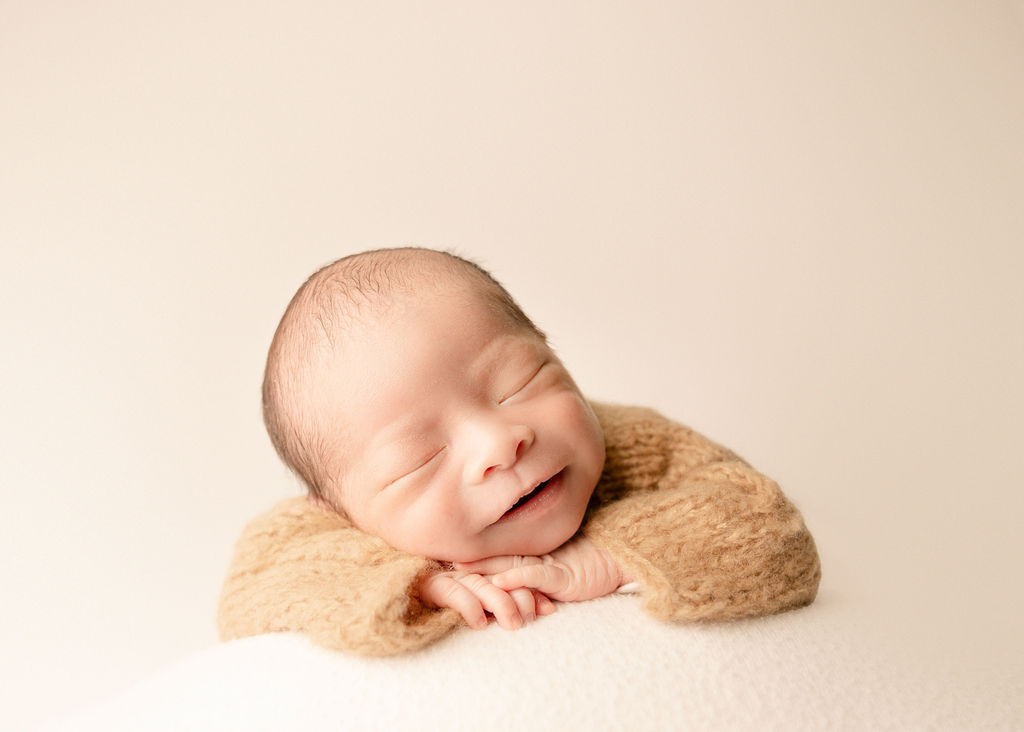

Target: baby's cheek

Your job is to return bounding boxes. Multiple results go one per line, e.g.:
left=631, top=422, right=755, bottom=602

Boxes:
left=558, top=396, right=605, bottom=459
left=399, top=502, right=460, bottom=550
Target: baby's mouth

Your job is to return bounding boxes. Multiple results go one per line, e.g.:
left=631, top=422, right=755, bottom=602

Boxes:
left=507, top=479, right=550, bottom=513
left=498, top=469, right=564, bottom=521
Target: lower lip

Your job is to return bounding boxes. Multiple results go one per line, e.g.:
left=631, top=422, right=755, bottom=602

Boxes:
left=497, top=470, right=565, bottom=524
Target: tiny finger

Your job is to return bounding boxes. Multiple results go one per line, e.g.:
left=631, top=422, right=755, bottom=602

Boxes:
left=534, top=592, right=557, bottom=616
left=453, top=555, right=540, bottom=575
left=438, top=578, right=488, bottom=630
left=508, top=587, right=537, bottom=624
left=492, top=564, right=565, bottom=595
left=462, top=574, right=523, bottom=631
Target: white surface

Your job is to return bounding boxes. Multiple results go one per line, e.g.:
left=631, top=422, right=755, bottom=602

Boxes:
left=45, top=595, right=1022, bottom=731
left=3, top=2, right=1023, bottom=730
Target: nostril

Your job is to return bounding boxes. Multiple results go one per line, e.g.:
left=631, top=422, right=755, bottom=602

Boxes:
left=476, top=430, right=532, bottom=483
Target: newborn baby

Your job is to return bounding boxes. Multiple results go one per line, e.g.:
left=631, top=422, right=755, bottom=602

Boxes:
left=219, top=247, right=820, bottom=653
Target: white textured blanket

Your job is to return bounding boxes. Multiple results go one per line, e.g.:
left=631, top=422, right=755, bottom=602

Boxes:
left=48, top=591, right=1020, bottom=731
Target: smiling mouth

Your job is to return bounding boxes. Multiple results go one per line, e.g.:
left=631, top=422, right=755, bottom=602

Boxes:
left=507, top=479, right=550, bottom=513
left=499, top=469, right=564, bottom=521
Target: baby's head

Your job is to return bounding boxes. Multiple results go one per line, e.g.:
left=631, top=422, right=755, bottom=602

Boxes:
left=263, top=248, right=605, bottom=562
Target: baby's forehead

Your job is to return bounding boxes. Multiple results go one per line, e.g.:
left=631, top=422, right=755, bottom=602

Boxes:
left=330, top=279, right=508, bottom=345
left=333, top=256, right=488, bottom=311
left=305, top=279, right=528, bottom=386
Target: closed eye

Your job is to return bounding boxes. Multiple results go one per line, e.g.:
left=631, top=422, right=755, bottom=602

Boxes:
left=499, top=361, right=548, bottom=404
left=388, top=446, right=445, bottom=486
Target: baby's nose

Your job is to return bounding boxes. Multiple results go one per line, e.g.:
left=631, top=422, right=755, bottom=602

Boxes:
left=463, top=420, right=535, bottom=485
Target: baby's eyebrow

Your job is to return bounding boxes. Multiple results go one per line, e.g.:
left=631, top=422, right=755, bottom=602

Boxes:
left=363, top=424, right=439, bottom=480
left=368, top=416, right=434, bottom=451
left=471, top=336, right=545, bottom=380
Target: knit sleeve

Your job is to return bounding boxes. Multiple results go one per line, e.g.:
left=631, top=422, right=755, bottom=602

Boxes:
left=217, top=497, right=461, bottom=655
left=583, top=404, right=821, bottom=621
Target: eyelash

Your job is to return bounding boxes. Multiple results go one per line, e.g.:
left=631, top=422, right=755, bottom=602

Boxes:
left=499, top=362, right=547, bottom=404
left=392, top=446, right=445, bottom=484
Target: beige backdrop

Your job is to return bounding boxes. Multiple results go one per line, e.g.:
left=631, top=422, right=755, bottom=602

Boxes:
left=2, top=2, right=1022, bottom=728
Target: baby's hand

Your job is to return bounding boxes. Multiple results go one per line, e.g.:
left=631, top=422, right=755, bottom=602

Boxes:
left=454, top=537, right=629, bottom=604
left=415, top=570, right=556, bottom=631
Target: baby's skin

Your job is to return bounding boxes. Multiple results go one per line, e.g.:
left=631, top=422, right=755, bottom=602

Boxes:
left=423, top=536, right=630, bottom=630
left=293, top=252, right=627, bottom=630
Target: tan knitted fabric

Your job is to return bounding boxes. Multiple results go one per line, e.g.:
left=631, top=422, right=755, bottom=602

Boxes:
left=218, top=402, right=820, bottom=655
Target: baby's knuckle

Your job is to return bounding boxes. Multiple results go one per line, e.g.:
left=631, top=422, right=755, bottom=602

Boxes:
left=440, top=580, right=464, bottom=604
left=492, top=588, right=515, bottom=612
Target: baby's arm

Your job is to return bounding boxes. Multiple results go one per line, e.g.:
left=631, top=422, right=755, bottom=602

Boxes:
left=582, top=403, right=821, bottom=622
left=218, top=497, right=462, bottom=655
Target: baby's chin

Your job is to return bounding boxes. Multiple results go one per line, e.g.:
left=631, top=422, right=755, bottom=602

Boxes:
left=446, top=525, right=581, bottom=564
left=477, top=495, right=594, bottom=560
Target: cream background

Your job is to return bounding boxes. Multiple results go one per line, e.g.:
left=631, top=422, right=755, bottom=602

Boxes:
left=2, top=2, right=1022, bottom=728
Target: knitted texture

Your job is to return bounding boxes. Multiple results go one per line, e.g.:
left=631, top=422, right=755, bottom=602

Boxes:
left=218, top=402, right=820, bottom=654
left=217, top=498, right=461, bottom=655
left=583, top=403, right=820, bottom=621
